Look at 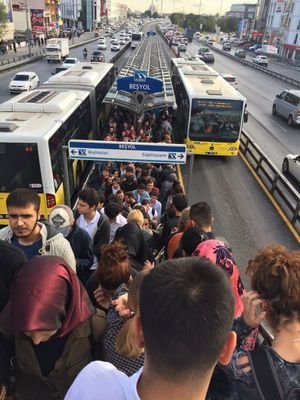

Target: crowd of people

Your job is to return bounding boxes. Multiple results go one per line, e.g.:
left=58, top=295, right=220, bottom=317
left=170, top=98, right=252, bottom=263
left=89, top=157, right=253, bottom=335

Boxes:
left=0, top=107, right=299, bottom=400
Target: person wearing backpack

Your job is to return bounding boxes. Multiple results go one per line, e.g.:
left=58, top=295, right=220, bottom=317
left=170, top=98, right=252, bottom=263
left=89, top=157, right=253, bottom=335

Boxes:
left=222, top=245, right=300, bottom=400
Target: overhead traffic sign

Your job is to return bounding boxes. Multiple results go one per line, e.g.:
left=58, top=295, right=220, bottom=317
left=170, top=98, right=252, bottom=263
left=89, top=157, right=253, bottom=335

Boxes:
left=69, top=140, right=187, bottom=164
left=147, top=31, right=156, bottom=36
left=117, top=69, right=163, bottom=94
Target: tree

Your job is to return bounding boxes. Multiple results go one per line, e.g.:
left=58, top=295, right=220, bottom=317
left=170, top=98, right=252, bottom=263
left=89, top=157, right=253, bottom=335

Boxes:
left=0, top=2, right=7, bottom=40
left=152, top=12, right=159, bottom=18
left=144, top=10, right=152, bottom=18
left=217, top=16, right=240, bottom=33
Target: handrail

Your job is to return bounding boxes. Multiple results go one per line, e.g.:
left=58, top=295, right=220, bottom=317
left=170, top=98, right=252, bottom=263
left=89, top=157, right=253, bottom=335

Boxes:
left=240, top=130, right=300, bottom=236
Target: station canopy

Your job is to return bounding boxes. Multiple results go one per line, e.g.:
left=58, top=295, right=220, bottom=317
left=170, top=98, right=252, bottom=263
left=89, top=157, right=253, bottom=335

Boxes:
left=103, top=36, right=176, bottom=113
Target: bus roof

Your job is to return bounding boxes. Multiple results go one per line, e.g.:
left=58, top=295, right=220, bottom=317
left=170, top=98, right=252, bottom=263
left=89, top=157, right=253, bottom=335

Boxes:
left=0, top=89, right=89, bottom=142
left=172, top=58, right=245, bottom=100
left=43, top=62, right=114, bottom=90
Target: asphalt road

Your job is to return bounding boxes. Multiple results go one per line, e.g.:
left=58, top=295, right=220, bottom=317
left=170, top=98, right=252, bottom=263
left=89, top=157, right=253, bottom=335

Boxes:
left=185, top=41, right=300, bottom=182
left=0, top=32, right=129, bottom=104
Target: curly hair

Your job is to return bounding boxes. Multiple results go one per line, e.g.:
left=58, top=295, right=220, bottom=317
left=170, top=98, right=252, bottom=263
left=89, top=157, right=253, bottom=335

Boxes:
left=247, top=245, right=300, bottom=331
left=96, top=242, right=131, bottom=290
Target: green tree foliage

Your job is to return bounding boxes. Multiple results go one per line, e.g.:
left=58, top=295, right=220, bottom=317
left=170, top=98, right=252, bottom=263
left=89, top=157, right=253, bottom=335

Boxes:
left=152, top=12, right=159, bottom=18
left=217, top=16, right=240, bottom=33
left=0, top=2, right=7, bottom=40
left=144, top=10, right=152, bottom=17
left=169, top=13, right=217, bottom=33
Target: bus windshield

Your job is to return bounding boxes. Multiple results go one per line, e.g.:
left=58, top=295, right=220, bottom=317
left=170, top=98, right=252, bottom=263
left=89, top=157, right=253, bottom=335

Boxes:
left=0, top=143, right=43, bottom=192
left=131, top=33, right=142, bottom=41
left=189, top=99, right=244, bottom=142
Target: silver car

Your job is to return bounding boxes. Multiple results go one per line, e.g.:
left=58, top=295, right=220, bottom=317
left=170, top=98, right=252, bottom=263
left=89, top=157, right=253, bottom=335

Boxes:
left=282, top=154, right=300, bottom=182
left=272, top=89, right=300, bottom=127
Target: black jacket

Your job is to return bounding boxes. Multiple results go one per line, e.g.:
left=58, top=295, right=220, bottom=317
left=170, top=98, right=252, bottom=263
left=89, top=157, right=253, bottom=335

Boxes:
left=0, top=240, right=27, bottom=312
left=67, top=225, right=94, bottom=283
left=115, top=222, right=153, bottom=272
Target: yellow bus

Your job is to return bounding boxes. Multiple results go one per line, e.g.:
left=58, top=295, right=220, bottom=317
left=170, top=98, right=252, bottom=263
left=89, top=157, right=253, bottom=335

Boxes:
left=171, top=58, right=248, bottom=156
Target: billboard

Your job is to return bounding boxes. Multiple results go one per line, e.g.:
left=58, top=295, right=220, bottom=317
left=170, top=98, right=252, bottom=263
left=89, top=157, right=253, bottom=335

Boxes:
left=31, top=9, right=44, bottom=32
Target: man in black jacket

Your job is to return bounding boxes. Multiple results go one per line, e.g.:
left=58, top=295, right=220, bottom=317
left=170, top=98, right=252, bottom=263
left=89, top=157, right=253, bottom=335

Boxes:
left=0, top=240, right=27, bottom=312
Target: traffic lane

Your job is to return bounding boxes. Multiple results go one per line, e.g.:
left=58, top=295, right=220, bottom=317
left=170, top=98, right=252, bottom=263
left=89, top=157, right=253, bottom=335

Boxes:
left=186, top=43, right=299, bottom=168
left=205, top=41, right=300, bottom=82
left=182, top=155, right=299, bottom=288
left=211, top=52, right=300, bottom=163
left=0, top=39, right=128, bottom=103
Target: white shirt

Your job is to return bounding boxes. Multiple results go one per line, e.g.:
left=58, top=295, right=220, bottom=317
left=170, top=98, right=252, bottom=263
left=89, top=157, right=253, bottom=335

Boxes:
left=76, top=211, right=100, bottom=241
left=65, top=361, right=142, bottom=400
left=108, top=213, right=127, bottom=243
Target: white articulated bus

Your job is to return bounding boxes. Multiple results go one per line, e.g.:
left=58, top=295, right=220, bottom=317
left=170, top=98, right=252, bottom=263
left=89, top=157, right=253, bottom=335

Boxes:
left=0, top=89, right=96, bottom=224
left=42, top=62, right=115, bottom=137
left=171, top=58, right=248, bottom=156
left=131, top=32, right=144, bottom=49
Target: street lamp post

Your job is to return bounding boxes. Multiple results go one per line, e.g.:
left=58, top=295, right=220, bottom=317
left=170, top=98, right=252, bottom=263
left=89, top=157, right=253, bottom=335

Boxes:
left=24, top=0, right=32, bottom=57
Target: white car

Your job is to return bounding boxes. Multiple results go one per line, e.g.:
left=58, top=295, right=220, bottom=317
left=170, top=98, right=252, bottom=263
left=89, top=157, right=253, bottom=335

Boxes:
left=119, top=38, right=126, bottom=45
left=178, top=43, right=187, bottom=51
left=282, top=154, right=300, bottom=182
left=111, top=41, right=120, bottom=51
left=97, top=43, right=107, bottom=50
left=98, top=37, right=106, bottom=44
left=253, top=55, right=268, bottom=67
left=62, top=57, right=79, bottom=68
left=9, top=71, right=39, bottom=93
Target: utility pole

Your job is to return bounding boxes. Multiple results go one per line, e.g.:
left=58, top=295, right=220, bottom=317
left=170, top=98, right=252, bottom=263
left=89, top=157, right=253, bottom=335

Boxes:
left=199, top=0, right=202, bottom=31
left=24, top=0, right=32, bottom=57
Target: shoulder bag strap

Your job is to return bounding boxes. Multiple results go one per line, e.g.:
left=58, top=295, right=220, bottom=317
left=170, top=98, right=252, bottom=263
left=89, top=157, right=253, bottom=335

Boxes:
left=247, top=347, right=284, bottom=400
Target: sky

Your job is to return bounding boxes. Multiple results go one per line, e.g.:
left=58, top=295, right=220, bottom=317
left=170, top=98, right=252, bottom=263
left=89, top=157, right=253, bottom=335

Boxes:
left=128, top=0, right=258, bottom=16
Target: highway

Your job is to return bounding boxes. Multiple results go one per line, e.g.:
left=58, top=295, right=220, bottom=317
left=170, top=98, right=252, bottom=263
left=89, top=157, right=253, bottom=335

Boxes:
left=184, top=41, right=300, bottom=188
left=0, top=32, right=130, bottom=104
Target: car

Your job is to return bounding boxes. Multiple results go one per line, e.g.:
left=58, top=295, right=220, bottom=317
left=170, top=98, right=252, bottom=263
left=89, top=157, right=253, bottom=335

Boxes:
left=222, top=42, right=231, bottom=51
left=98, top=37, right=106, bottom=44
left=207, top=39, right=214, bottom=45
left=234, top=49, right=246, bottom=59
left=90, top=50, right=105, bottom=63
left=190, top=55, right=205, bottom=63
left=9, top=71, right=39, bottom=93
left=220, top=73, right=238, bottom=87
left=119, top=38, right=126, bottom=45
left=61, top=57, right=79, bottom=69
left=253, top=55, right=268, bottom=67
left=249, top=44, right=261, bottom=51
left=97, top=42, right=107, bottom=50
left=254, top=47, right=263, bottom=54
left=282, top=154, right=300, bottom=182
left=124, top=35, right=130, bottom=41
left=272, top=89, right=300, bottom=127
left=181, top=38, right=188, bottom=45
left=110, top=35, right=117, bottom=41
left=111, top=41, right=120, bottom=51
left=202, top=52, right=215, bottom=63
left=178, top=43, right=187, bottom=51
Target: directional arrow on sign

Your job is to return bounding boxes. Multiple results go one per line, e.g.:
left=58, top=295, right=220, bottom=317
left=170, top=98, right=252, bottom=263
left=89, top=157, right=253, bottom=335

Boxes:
left=70, top=149, right=78, bottom=155
left=178, top=154, right=184, bottom=159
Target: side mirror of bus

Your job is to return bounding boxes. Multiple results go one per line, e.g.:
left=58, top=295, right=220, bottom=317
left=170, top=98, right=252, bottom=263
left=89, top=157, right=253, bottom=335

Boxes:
left=244, top=111, right=248, bottom=123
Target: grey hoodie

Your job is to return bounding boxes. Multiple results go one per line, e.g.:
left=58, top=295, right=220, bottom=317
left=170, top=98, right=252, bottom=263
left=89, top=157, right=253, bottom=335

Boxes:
left=0, top=222, right=76, bottom=270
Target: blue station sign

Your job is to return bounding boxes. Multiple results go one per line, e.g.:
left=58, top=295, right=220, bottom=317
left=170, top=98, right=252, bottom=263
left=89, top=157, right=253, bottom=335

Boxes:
left=69, top=140, right=187, bottom=164
left=117, top=69, right=163, bottom=94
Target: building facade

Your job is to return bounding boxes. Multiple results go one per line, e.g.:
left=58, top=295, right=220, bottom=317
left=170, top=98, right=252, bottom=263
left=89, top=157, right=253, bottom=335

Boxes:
left=264, top=0, right=300, bottom=59
left=226, top=3, right=257, bottom=38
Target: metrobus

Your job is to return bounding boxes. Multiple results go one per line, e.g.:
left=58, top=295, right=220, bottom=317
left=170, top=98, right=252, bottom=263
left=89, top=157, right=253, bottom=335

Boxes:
left=131, top=32, right=144, bottom=49
left=42, top=62, right=115, bottom=136
left=171, top=58, right=248, bottom=156
left=0, top=89, right=96, bottom=224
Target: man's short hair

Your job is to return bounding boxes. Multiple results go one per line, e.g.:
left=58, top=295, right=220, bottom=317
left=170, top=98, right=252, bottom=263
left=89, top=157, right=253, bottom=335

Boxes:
left=7, top=189, right=40, bottom=211
left=139, top=257, right=234, bottom=379
left=189, top=201, right=212, bottom=228
left=105, top=202, right=121, bottom=219
left=78, top=188, right=99, bottom=208
left=138, top=183, right=146, bottom=190
left=172, top=193, right=188, bottom=212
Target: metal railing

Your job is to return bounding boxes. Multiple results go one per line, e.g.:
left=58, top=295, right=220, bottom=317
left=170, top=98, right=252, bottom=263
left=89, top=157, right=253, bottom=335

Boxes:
left=240, top=130, right=300, bottom=235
